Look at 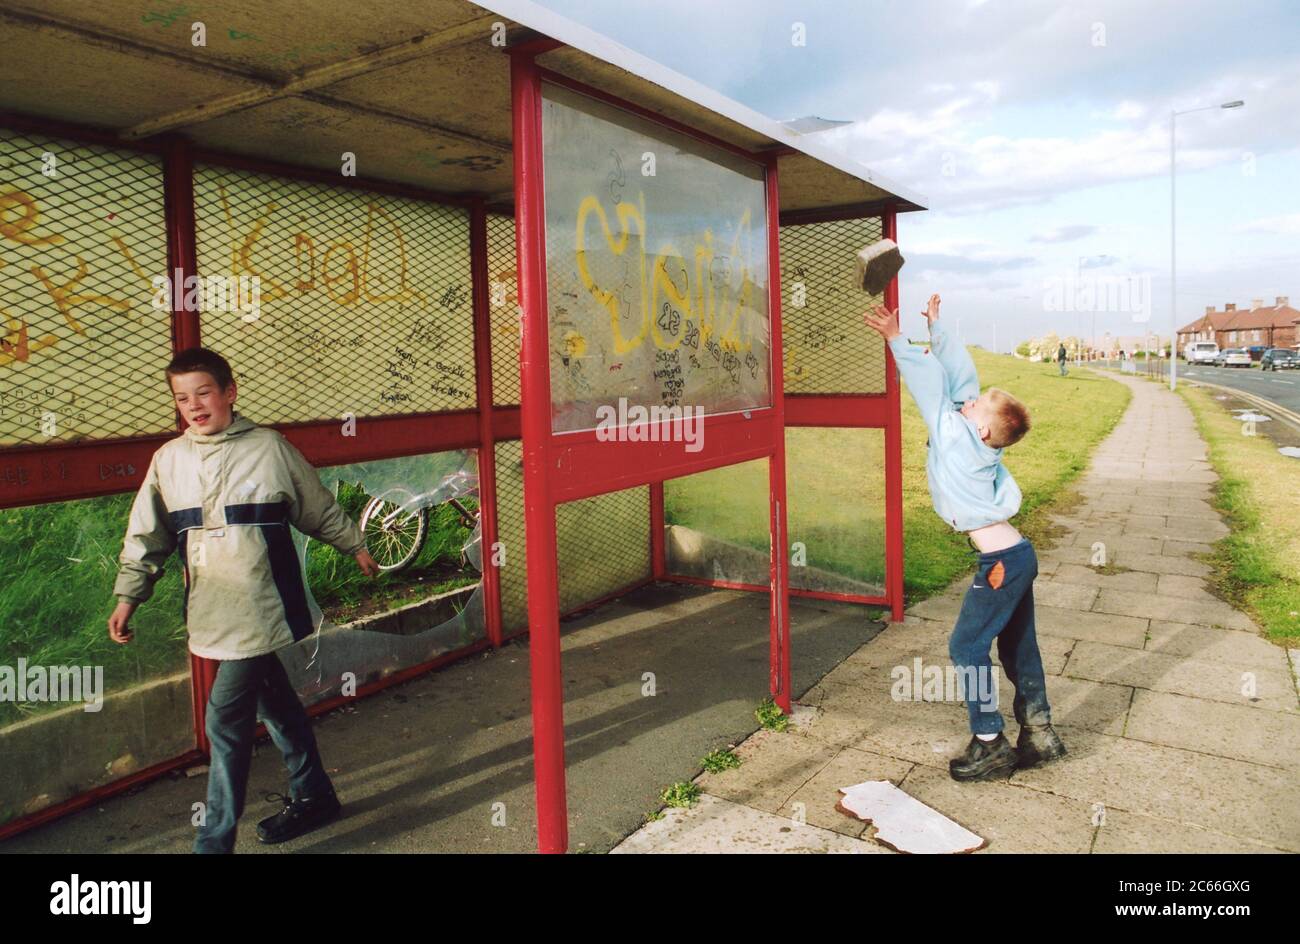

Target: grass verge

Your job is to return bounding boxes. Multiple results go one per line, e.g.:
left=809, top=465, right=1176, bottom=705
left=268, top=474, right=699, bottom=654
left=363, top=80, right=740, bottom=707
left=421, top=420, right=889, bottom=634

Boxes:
left=1175, top=382, right=1300, bottom=645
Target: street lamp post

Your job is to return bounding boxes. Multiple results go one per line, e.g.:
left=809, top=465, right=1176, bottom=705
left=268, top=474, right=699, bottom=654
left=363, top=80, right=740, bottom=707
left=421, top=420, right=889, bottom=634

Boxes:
left=1170, top=99, right=1244, bottom=391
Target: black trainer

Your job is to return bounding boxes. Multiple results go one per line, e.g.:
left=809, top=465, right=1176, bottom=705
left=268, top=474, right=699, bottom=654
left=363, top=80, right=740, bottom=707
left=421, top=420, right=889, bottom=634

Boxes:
left=949, top=733, right=1018, bottom=781
left=1015, top=723, right=1067, bottom=769
left=256, top=789, right=342, bottom=844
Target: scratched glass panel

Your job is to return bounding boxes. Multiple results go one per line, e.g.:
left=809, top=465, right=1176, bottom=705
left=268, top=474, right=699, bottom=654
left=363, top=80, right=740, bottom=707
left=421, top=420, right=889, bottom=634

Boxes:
left=192, top=164, right=475, bottom=425
left=493, top=438, right=652, bottom=636
left=784, top=426, right=886, bottom=596
left=540, top=81, right=772, bottom=434
left=663, top=427, right=885, bottom=597
left=779, top=216, right=887, bottom=395
left=0, top=492, right=193, bottom=831
left=487, top=212, right=521, bottom=406
left=0, top=129, right=173, bottom=447
left=279, top=449, right=487, bottom=708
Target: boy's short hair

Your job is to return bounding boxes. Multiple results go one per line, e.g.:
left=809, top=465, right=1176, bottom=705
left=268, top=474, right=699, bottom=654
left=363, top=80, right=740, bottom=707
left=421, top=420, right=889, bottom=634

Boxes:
left=986, top=388, right=1030, bottom=448
left=166, top=347, right=235, bottom=391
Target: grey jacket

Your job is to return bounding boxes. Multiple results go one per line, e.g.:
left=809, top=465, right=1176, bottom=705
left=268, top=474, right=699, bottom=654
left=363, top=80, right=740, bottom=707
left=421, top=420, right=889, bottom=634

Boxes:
left=113, top=411, right=366, bottom=660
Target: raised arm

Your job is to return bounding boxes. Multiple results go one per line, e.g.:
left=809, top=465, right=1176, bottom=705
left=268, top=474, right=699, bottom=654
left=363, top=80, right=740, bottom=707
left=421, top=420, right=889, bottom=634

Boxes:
left=922, top=294, right=980, bottom=404
left=864, top=304, right=951, bottom=443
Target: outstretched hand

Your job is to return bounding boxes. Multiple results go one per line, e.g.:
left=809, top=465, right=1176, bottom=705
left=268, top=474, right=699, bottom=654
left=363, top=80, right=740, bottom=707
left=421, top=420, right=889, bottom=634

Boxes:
left=922, top=293, right=941, bottom=326
left=863, top=304, right=902, bottom=341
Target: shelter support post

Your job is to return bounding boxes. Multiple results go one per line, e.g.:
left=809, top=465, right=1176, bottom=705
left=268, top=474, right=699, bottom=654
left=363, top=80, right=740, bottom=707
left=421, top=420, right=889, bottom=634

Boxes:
left=470, top=199, right=505, bottom=648
left=883, top=208, right=905, bottom=622
left=163, top=134, right=220, bottom=752
left=510, top=48, right=569, bottom=854
left=765, top=154, right=793, bottom=712
left=649, top=482, right=666, bottom=579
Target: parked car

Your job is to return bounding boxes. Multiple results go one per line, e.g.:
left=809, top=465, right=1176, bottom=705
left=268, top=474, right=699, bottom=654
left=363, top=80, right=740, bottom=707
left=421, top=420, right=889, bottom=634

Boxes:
left=1184, top=341, right=1219, bottom=363
left=1261, top=348, right=1300, bottom=371
left=1214, top=348, right=1253, bottom=368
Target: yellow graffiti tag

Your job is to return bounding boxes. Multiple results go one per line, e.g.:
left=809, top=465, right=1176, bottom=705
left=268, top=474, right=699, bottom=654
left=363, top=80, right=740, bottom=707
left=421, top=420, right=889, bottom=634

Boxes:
left=575, top=191, right=648, bottom=354
left=575, top=191, right=760, bottom=356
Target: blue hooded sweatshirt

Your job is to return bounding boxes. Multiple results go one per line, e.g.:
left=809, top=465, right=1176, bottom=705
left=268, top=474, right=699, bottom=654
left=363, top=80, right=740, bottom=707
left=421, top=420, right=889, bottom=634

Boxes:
left=887, top=319, right=1022, bottom=532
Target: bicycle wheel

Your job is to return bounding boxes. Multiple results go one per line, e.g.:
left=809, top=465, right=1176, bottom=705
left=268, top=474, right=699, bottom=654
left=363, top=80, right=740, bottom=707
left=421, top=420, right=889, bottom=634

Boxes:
left=360, top=495, right=429, bottom=573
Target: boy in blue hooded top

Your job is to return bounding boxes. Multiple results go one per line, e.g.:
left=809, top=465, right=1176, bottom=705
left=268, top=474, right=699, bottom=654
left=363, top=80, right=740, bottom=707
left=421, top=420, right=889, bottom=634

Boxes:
left=864, top=295, right=1066, bottom=781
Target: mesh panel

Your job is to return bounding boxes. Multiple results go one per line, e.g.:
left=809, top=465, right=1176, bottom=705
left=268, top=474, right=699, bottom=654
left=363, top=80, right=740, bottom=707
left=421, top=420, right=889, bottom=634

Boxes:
left=191, top=164, right=475, bottom=424
left=493, top=438, right=651, bottom=634
left=0, top=128, right=173, bottom=446
left=779, top=216, right=887, bottom=395
left=664, top=427, right=886, bottom=597
left=556, top=484, right=650, bottom=613
left=486, top=212, right=520, bottom=406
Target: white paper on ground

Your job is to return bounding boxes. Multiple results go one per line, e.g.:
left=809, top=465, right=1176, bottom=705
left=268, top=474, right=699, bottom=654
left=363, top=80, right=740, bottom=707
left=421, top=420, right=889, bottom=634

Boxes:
left=837, top=780, right=985, bottom=854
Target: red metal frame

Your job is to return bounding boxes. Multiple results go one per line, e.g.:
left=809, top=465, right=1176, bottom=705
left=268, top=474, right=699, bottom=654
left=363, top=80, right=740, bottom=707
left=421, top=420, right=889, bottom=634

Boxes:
left=883, top=209, right=905, bottom=621
left=764, top=152, right=793, bottom=711
left=470, top=199, right=505, bottom=648
left=511, top=49, right=803, bottom=853
left=510, top=47, right=568, bottom=855
left=649, top=482, right=666, bottom=579
left=0, top=47, right=911, bottom=845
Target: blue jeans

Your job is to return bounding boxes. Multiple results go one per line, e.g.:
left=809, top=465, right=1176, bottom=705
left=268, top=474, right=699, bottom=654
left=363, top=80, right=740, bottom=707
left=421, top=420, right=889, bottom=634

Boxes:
left=948, top=537, right=1052, bottom=735
left=193, top=651, right=334, bottom=854
left=1058, top=359, right=1068, bottom=375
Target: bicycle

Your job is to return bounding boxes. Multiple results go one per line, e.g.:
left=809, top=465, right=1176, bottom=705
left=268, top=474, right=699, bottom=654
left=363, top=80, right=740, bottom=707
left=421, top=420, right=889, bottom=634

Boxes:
left=360, top=490, right=479, bottom=574
left=306, top=465, right=481, bottom=576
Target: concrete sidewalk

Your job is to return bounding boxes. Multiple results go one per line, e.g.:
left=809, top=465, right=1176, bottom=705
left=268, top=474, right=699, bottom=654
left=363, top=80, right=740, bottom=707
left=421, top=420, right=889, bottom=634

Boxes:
left=614, top=372, right=1300, bottom=853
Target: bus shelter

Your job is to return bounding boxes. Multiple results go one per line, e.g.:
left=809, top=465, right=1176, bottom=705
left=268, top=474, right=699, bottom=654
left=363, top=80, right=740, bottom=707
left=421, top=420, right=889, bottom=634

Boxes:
left=0, top=0, right=925, bottom=852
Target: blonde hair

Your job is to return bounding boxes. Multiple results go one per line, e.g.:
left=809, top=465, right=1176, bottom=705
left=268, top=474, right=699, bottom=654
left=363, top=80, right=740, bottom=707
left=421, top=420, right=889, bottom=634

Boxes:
left=986, top=388, right=1030, bottom=448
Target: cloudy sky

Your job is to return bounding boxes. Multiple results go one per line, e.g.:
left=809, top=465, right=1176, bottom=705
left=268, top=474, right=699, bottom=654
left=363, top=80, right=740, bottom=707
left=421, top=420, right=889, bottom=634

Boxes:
left=534, top=0, right=1298, bottom=351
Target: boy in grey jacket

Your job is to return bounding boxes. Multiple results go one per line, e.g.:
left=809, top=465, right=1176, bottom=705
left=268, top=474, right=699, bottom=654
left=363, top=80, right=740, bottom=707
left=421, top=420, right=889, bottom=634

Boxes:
left=109, top=347, right=380, bottom=853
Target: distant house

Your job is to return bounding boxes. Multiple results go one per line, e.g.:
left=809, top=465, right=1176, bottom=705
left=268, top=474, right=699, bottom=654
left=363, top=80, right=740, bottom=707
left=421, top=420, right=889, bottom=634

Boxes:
left=1096, top=333, right=1167, bottom=356
left=1177, top=297, right=1297, bottom=355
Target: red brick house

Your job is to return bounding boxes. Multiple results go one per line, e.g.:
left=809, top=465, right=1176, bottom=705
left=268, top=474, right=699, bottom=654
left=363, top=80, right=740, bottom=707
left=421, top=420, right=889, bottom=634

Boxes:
left=1177, top=297, right=1297, bottom=355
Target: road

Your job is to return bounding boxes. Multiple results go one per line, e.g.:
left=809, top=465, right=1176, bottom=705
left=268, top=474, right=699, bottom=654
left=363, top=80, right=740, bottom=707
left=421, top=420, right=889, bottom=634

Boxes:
left=1176, top=362, right=1300, bottom=414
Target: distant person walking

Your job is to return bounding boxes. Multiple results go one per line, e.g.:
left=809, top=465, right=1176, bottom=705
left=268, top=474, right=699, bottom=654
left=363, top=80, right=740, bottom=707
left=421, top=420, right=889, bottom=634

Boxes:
left=1056, top=343, right=1068, bottom=376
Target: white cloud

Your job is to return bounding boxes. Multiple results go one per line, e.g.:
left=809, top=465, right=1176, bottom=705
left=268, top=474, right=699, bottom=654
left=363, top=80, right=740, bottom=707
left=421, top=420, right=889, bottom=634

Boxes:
left=822, top=71, right=1281, bottom=214
left=1030, top=224, right=1099, bottom=243
left=1232, top=214, right=1300, bottom=236
left=1091, top=100, right=1147, bottom=120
